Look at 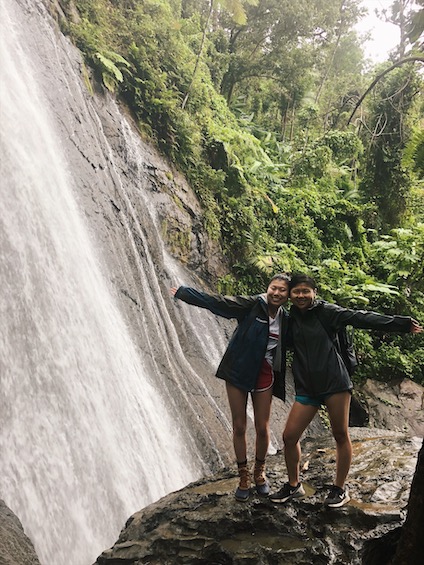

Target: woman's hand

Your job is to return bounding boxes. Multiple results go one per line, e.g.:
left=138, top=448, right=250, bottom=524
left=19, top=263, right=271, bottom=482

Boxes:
left=170, top=287, right=178, bottom=297
left=411, top=319, right=423, bottom=333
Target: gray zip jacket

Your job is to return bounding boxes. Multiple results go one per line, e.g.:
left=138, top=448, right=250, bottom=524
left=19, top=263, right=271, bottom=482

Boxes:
left=289, top=300, right=412, bottom=397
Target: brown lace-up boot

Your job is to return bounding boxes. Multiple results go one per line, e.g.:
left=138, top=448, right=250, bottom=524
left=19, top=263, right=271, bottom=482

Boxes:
left=254, top=458, right=270, bottom=496
left=235, top=460, right=251, bottom=501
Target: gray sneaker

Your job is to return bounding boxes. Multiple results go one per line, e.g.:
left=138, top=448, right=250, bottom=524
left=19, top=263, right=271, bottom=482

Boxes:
left=324, top=485, right=350, bottom=508
left=269, top=482, right=305, bottom=503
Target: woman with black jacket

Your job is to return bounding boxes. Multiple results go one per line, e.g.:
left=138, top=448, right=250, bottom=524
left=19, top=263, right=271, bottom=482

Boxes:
left=171, top=273, right=290, bottom=501
left=270, top=273, right=423, bottom=508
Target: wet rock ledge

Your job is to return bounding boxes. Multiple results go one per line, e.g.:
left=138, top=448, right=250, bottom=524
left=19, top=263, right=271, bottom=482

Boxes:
left=95, top=429, right=422, bottom=565
left=0, top=500, right=40, bottom=565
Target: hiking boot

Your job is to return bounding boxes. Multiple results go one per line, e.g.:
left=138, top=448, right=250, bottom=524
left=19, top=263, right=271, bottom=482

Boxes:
left=254, top=460, right=270, bottom=497
left=324, top=485, right=350, bottom=508
left=235, top=464, right=251, bottom=502
left=269, top=482, right=305, bottom=503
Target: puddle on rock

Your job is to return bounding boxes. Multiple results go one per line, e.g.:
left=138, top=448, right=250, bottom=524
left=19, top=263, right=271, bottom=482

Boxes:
left=191, top=477, right=237, bottom=495
left=302, top=482, right=316, bottom=497
left=348, top=499, right=401, bottom=515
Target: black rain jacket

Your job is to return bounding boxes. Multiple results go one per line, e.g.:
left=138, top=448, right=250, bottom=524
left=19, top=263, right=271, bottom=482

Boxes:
left=175, top=286, right=289, bottom=400
left=289, top=300, right=413, bottom=397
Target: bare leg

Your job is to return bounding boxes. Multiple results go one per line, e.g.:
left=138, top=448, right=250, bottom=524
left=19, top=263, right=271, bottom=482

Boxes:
left=225, top=382, right=249, bottom=463
left=283, top=401, right=319, bottom=486
left=325, top=392, right=352, bottom=488
left=251, top=388, right=273, bottom=461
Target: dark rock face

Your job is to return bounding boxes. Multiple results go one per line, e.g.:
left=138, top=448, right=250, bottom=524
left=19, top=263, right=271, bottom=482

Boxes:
left=94, top=429, right=421, bottom=565
left=390, top=439, right=424, bottom=565
left=0, top=501, right=40, bottom=565
left=357, top=379, right=424, bottom=438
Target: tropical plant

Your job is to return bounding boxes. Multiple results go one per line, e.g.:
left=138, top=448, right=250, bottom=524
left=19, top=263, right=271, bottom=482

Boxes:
left=61, top=0, right=424, bottom=385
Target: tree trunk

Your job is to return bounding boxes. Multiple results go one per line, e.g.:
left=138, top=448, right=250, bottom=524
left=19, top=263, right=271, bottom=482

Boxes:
left=391, top=439, right=424, bottom=563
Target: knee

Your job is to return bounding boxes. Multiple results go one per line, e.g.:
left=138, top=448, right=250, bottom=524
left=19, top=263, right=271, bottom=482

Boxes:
left=283, top=428, right=299, bottom=448
left=233, top=419, right=247, bottom=437
left=255, top=422, right=269, bottom=439
left=333, top=429, right=350, bottom=446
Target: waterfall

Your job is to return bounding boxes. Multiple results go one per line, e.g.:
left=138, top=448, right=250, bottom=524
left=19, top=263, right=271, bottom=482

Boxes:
left=0, top=1, right=229, bottom=563
left=0, top=0, right=299, bottom=563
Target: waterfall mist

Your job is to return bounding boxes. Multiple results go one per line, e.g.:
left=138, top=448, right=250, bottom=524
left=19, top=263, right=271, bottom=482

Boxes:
left=0, top=1, right=232, bottom=563
left=0, top=1, right=299, bottom=563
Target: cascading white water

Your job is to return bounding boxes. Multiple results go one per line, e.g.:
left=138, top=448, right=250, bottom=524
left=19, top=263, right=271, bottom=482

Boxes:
left=117, top=118, right=282, bottom=454
left=118, top=117, right=232, bottom=367
left=0, top=0, right=299, bottom=562
left=0, top=1, right=209, bottom=563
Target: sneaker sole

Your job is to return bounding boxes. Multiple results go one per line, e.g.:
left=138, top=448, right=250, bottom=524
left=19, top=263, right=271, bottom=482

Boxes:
left=269, top=491, right=305, bottom=503
left=326, top=494, right=351, bottom=508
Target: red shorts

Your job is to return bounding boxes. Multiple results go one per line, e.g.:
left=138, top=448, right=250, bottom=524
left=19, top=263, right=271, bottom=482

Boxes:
left=254, top=359, right=274, bottom=392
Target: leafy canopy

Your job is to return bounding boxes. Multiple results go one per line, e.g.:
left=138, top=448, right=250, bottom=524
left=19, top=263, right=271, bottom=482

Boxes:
left=61, top=0, right=424, bottom=384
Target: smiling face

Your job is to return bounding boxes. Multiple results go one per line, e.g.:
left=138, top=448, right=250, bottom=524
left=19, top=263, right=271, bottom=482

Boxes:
left=290, top=282, right=317, bottom=311
left=266, top=279, right=289, bottom=314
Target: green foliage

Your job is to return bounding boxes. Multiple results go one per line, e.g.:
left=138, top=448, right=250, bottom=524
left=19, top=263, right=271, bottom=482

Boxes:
left=359, top=65, right=422, bottom=229
left=406, top=0, right=424, bottom=45
left=321, top=130, right=364, bottom=165
left=65, top=0, right=424, bottom=385
left=364, top=337, right=424, bottom=383
left=94, top=51, right=131, bottom=91
left=292, top=145, right=332, bottom=178
left=403, top=127, right=424, bottom=179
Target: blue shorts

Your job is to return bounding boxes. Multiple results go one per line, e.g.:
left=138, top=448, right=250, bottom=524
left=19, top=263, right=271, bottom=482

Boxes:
left=295, top=393, right=333, bottom=407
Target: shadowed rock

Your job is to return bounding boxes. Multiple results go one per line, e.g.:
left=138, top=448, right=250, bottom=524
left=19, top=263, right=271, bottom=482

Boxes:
left=0, top=500, right=40, bottom=565
left=388, top=438, right=423, bottom=565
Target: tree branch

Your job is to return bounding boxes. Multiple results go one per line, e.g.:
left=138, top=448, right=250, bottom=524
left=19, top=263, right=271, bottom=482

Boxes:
left=347, top=56, right=424, bottom=125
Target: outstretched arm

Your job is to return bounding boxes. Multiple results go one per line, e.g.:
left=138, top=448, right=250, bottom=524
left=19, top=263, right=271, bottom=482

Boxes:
left=322, top=302, right=421, bottom=334
left=170, top=285, right=256, bottom=320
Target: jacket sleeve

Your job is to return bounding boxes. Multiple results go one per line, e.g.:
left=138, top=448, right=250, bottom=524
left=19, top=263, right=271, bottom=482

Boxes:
left=174, top=286, right=257, bottom=320
left=321, top=302, right=413, bottom=333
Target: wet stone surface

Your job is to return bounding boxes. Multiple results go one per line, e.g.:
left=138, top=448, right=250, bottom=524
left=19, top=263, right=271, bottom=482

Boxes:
left=94, top=429, right=421, bottom=565
left=0, top=500, right=41, bottom=565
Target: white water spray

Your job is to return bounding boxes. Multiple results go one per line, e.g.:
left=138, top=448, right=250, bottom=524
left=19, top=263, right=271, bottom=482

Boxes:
left=0, top=1, right=205, bottom=563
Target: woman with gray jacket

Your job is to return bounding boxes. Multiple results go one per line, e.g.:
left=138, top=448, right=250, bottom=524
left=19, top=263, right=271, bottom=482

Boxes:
left=270, top=272, right=423, bottom=508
